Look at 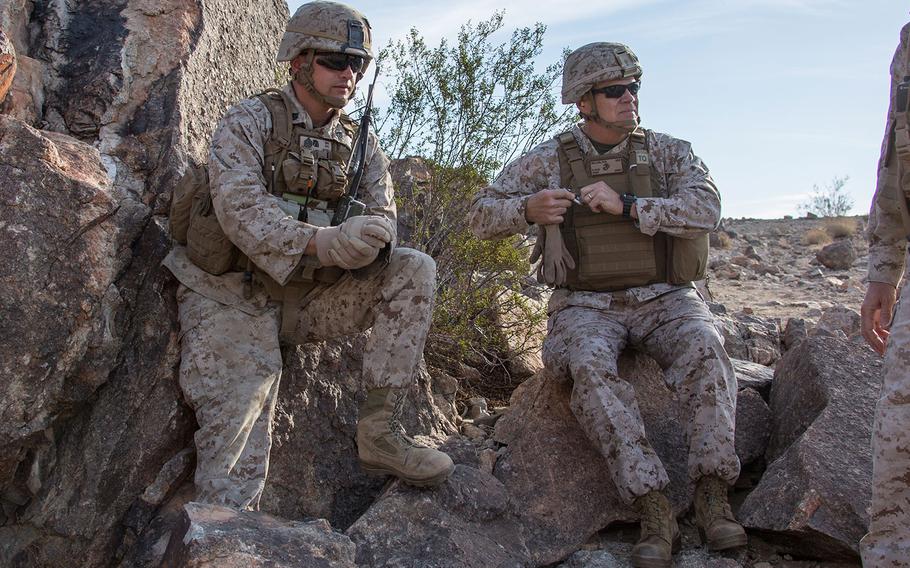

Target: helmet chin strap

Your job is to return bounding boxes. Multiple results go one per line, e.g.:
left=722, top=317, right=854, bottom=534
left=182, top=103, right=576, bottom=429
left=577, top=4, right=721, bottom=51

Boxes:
left=292, top=51, right=357, bottom=110
left=580, top=92, right=639, bottom=133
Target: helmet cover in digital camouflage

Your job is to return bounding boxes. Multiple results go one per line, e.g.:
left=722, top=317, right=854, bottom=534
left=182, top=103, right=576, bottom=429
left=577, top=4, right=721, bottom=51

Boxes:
left=277, top=1, right=373, bottom=63
left=561, top=42, right=641, bottom=104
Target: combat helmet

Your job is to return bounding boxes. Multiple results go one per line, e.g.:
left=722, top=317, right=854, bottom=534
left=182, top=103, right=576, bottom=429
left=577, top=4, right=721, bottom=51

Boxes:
left=561, top=42, right=641, bottom=104
left=279, top=1, right=373, bottom=108
left=277, top=1, right=373, bottom=63
left=562, top=42, right=642, bottom=132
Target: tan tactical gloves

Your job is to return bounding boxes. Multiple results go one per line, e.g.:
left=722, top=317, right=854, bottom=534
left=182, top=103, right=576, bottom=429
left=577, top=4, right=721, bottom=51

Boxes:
left=313, top=215, right=394, bottom=270
left=530, top=224, right=576, bottom=286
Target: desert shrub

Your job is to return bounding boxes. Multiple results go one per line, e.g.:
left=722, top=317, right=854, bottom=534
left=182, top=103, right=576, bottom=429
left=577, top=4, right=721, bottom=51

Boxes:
left=798, top=176, right=854, bottom=218
left=376, top=13, right=574, bottom=379
left=802, top=228, right=832, bottom=245
left=711, top=231, right=733, bottom=249
left=824, top=217, right=857, bottom=238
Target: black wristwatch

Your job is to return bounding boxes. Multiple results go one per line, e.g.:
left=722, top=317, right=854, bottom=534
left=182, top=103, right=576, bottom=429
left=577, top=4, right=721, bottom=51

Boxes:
left=621, top=192, right=637, bottom=218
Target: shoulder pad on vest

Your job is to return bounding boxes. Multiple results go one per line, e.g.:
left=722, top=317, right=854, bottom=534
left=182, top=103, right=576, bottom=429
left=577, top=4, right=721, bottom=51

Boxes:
left=256, top=89, right=294, bottom=149
left=557, top=130, right=576, bottom=145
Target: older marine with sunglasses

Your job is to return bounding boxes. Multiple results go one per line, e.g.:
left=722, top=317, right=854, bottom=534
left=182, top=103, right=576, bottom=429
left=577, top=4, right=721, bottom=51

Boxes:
left=163, top=0, right=454, bottom=514
left=470, top=42, right=745, bottom=568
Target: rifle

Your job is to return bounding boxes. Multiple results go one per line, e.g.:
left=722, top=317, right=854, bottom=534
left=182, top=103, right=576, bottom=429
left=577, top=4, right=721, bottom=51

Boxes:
left=331, top=62, right=380, bottom=226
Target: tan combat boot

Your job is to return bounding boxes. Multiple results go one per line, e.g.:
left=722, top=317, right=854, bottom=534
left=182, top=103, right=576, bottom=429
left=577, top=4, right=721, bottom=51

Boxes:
left=631, top=490, right=679, bottom=568
left=694, top=475, right=748, bottom=551
left=356, top=387, right=454, bottom=486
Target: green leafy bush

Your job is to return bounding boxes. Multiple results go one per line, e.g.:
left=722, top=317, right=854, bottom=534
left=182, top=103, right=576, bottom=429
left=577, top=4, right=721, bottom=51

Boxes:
left=376, top=13, right=573, bottom=377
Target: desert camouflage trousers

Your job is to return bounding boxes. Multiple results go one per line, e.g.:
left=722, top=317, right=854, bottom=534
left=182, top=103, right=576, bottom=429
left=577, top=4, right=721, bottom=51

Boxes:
left=177, top=248, right=435, bottom=510
left=861, top=283, right=910, bottom=567
left=542, top=287, right=740, bottom=504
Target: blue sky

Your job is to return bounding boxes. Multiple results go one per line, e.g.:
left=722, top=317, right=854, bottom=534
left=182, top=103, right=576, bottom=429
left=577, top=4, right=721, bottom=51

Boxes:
left=288, top=0, right=906, bottom=219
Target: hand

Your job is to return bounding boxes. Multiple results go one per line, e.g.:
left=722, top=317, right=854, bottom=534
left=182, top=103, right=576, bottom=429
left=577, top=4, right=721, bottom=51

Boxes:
left=312, top=224, right=379, bottom=270
left=329, top=230, right=380, bottom=269
left=579, top=181, right=623, bottom=215
left=525, top=188, right=576, bottom=225
left=339, top=215, right=394, bottom=248
left=861, top=281, right=898, bottom=355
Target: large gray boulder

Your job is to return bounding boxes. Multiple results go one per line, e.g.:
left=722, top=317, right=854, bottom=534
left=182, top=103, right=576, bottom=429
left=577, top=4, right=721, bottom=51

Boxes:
left=492, top=356, right=681, bottom=566
left=161, top=502, right=356, bottom=568
left=489, top=351, right=776, bottom=566
left=731, top=358, right=774, bottom=393
left=739, top=336, right=882, bottom=560
left=0, top=118, right=193, bottom=567
left=261, top=336, right=458, bottom=530
left=346, top=465, right=531, bottom=568
left=816, top=240, right=856, bottom=271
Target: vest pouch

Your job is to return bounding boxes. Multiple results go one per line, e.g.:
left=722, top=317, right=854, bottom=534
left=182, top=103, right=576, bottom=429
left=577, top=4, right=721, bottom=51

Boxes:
left=571, top=207, right=658, bottom=290
left=186, top=188, right=238, bottom=275
left=281, top=152, right=317, bottom=195
left=667, top=234, right=708, bottom=284
left=169, top=164, right=208, bottom=245
left=315, top=159, right=347, bottom=200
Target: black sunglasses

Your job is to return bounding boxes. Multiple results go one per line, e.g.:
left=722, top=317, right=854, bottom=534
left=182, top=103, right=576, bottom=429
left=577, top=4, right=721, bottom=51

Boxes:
left=314, top=52, right=366, bottom=73
left=590, top=81, right=641, bottom=99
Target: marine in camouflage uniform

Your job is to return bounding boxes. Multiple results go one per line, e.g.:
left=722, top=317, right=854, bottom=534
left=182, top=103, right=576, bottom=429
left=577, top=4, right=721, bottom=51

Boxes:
left=469, top=43, right=745, bottom=568
left=163, top=1, right=453, bottom=511
left=860, top=22, right=910, bottom=567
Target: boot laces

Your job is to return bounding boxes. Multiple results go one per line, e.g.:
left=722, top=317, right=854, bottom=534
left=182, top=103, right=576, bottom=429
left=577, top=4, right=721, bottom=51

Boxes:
left=388, top=390, right=426, bottom=449
left=640, top=495, right=669, bottom=539
left=704, top=478, right=734, bottom=520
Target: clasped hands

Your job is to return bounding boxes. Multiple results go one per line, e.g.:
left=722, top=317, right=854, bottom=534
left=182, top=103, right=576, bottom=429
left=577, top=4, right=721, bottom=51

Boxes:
left=524, top=181, right=622, bottom=225
left=313, top=215, right=394, bottom=270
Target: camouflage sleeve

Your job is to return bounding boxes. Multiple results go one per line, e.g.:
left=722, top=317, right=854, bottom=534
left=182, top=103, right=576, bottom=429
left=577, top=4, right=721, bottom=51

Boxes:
left=634, top=132, right=721, bottom=239
left=359, top=131, right=398, bottom=244
left=209, top=98, right=316, bottom=286
left=867, top=30, right=909, bottom=286
left=469, top=139, right=561, bottom=240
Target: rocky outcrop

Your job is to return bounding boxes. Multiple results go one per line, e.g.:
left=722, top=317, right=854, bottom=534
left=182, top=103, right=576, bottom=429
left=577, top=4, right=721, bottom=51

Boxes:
left=0, top=1, right=288, bottom=565
left=0, top=118, right=192, bottom=568
left=261, top=337, right=458, bottom=530
left=161, top=502, right=356, bottom=568
left=739, top=336, right=881, bottom=560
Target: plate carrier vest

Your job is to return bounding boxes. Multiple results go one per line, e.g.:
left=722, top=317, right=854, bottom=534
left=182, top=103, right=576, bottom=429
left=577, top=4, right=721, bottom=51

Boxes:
left=169, top=89, right=365, bottom=337
left=556, top=129, right=708, bottom=291
left=171, top=88, right=357, bottom=285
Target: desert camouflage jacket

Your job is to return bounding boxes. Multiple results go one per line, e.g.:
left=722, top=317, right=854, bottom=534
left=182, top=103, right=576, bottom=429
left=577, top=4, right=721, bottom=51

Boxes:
left=469, top=124, right=721, bottom=312
left=164, top=82, right=395, bottom=308
left=867, top=22, right=910, bottom=287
